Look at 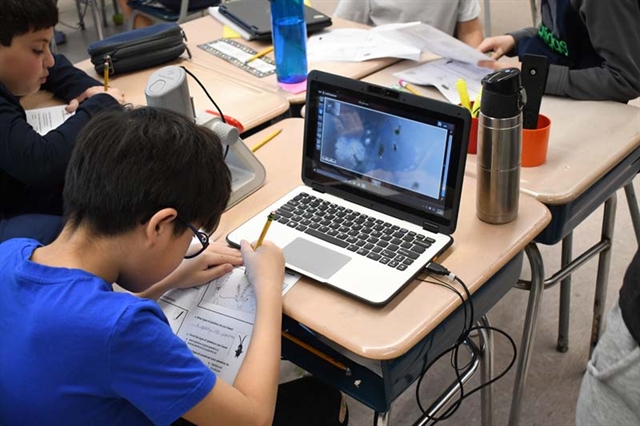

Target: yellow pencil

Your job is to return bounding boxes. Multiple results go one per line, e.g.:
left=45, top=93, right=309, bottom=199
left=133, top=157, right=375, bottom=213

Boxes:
left=103, top=55, right=110, bottom=91
left=398, top=79, right=421, bottom=96
left=456, top=79, right=471, bottom=111
left=251, top=128, right=282, bottom=153
left=282, top=331, right=352, bottom=376
left=245, top=46, right=274, bottom=64
left=254, top=211, right=275, bottom=249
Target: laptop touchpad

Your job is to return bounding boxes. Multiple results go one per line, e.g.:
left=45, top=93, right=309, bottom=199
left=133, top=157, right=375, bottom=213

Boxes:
left=283, top=238, right=351, bottom=280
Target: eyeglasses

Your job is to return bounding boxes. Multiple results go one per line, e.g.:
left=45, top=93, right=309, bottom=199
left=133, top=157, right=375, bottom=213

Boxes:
left=176, top=217, right=209, bottom=259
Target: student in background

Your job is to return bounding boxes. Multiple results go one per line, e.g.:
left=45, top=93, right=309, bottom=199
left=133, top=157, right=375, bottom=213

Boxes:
left=0, top=0, right=125, bottom=245
left=0, top=106, right=348, bottom=426
left=477, top=0, right=640, bottom=103
left=334, top=0, right=484, bottom=47
left=576, top=250, right=640, bottom=425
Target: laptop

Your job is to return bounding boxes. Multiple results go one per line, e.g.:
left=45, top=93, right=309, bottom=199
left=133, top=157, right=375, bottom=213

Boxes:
left=218, top=0, right=332, bottom=41
left=227, top=71, right=470, bottom=305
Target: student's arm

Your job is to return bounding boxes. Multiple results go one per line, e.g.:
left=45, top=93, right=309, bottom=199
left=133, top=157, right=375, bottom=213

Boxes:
left=542, top=0, right=640, bottom=102
left=41, top=54, right=102, bottom=102
left=456, top=17, right=483, bottom=48
left=0, top=90, right=120, bottom=187
left=183, top=240, right=285, bottom=426
left=137, top=242, right=244, bottom=300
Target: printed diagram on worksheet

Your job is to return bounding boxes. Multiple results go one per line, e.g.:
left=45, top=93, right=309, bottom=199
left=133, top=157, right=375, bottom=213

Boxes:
left=157, top=267, right=300, bottom=383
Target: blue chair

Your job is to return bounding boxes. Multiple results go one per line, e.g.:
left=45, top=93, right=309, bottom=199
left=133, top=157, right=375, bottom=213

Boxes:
left=126, top=0, right=220, bottom=29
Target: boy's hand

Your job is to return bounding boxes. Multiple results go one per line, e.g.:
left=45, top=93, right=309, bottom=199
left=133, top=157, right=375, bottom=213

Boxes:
left=477, top=59, right=522, bottom=71
left=240, top=240, right=285, bottom=302
left=167, top=242, right=244, bottom=290
left=65, top=86, right=126, bottom=112
left=477, top=35, right=516, bottom=61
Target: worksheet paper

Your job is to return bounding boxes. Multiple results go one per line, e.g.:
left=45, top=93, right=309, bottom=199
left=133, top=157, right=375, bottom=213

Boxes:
left=306, top=28, right=421, bottom=62
left=395, top=58, right=491, bottom=104
left=25, top=105, right=73, bottom=135
left=158, top=267, right=300, bottom=384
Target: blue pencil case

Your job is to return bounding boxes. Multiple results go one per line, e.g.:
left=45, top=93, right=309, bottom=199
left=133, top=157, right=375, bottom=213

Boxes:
left=87, top=23, right=190, bottom=75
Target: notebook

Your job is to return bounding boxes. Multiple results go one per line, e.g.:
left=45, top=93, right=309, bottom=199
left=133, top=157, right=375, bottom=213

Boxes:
left=227, top=70, right=470, bottom=305
left=218, top=0, right=332, bottom=41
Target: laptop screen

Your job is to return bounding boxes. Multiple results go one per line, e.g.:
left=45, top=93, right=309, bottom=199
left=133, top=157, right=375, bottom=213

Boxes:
left=303, top=72, right=470, bottom=234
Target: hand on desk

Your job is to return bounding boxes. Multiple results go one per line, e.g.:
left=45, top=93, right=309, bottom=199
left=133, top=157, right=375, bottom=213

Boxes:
left=65, top=86, right=126, bottom=112
left=240, top=240, right=285, bottom=303
left=477, top=35, right=522, bottom=71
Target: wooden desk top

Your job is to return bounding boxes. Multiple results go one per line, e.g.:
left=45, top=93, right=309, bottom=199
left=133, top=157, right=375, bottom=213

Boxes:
left=24, top=56, right=290, bottom=133
left=215, top=118, right=551, bottom=360
left=362, top=61, right=640, bottom=205
left=182, top=15, right=400, bottom=104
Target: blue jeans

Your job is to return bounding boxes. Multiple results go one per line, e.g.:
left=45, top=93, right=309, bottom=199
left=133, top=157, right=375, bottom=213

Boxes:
left=0, top=214, right=64, bottom=245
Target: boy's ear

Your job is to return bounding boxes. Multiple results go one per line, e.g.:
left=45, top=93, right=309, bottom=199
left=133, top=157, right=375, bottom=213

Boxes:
left=143, top=208, right=179, bottom=244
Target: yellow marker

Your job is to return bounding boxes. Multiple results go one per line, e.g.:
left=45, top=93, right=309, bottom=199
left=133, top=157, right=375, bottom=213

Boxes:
left=254, top=211, right=275, bottom=249
left=471, top=88, right=482, bottom=118
left=251, top=128, right=282, bottom=153
left=245, top=46, right=274, bottom=64
left=103, top=55, right=110, bottom=91
left=398, top=79, right=421, bottom=96
left=282, top=331, right=351, bottom=376
left=456, top=79, right=471, bottom=112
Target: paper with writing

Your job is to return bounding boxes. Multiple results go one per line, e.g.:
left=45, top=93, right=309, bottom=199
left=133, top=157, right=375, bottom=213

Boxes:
left=158, top=267, right=300, bottom=383
left=25, top=105, right=74, bottom=135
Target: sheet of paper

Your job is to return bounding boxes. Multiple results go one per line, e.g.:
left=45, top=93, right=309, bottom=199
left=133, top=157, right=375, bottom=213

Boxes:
left=395, top=58, right=492, bottom=104
left=158, top=267, right=300, bottom=383
left=25, top=105, right=74, bottom=135
left=307, top=28, right=421, bottom=62
left=377, top=22, right=492, bottom=65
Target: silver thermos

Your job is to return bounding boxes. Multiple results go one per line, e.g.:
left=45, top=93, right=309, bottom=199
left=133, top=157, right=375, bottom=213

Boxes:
left=476, top=68, right=527, bottom=224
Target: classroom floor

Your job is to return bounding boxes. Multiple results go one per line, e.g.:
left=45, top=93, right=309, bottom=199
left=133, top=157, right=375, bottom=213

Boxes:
left=54, top=1, right=639, bottom=425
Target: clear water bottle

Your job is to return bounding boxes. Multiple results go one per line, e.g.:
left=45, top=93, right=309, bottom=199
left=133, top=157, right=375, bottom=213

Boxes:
left=270, top=0, right=308, bottom=84
left=476, top=68, right=527, bottom=224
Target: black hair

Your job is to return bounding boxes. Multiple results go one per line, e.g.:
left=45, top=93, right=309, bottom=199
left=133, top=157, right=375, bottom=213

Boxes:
left=0, top=0, right=59, bottom=46
left=63, top=106, right=232, bottom=236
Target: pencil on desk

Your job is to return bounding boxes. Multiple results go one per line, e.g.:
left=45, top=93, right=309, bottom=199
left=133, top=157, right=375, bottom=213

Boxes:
left=282, top=331, right=352, bottom=376
left=251, top=128, right=282, bottom=153
left=398, top=79, right=421, bottom=96
left=245, top=46, right=274, bottom=64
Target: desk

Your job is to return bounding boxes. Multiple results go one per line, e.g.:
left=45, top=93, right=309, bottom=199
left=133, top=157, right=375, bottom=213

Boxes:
left=182, top=15, right=400, bottom=104
left=216, top=118, right=551, bottom=425
left=361, top=60, right=640, bottom=425
left=37, top=56, right=291, bottom=134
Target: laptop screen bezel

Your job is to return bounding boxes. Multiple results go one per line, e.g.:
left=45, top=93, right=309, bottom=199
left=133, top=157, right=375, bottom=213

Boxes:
left=302, top=71, right=470, bottom=235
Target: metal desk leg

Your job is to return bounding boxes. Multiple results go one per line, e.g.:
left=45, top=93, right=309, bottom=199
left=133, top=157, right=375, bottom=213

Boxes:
left=530, top=0, right=538, bottom=26
left=89, top=0, right=105, bottom=40
left=478, top=316, right=494, bottom=426
left=590, top=195, right=617, bottom=356
left=624, top=181, right=640, bottom=245
left=557, top=232, right=573, bottom=352
left=509, top=243, right=544, bottom=426
left=483, top=0, right=492, bottom=37
left=374, top=410, right=391, bottom=426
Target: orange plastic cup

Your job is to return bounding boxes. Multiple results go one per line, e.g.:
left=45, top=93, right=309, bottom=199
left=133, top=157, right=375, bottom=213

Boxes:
left=522, top=114, right=551, bottom=167
left=463, top=101, right=478, bottom=154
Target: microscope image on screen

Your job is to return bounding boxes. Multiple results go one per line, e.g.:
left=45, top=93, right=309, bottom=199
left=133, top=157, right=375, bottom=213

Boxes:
left=319, top=99, right=448, bottom=200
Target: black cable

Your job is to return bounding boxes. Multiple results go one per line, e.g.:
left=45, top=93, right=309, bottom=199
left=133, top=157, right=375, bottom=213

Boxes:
left=413, top=263, right=517, bottom=424
left=179, top=66, right=226, bottom=123
left=179, top=66, right=231, bottom=159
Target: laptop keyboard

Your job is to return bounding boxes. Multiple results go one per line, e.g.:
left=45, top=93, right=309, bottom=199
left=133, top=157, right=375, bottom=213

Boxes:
left=272, top=192, right=436, bottom=271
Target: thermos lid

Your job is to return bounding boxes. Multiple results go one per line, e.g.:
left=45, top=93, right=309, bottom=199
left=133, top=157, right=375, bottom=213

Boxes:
left=480, top=68, right=527, bottom=119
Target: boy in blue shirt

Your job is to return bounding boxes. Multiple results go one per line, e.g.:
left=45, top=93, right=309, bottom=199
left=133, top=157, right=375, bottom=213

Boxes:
left=0, top=0, right=126, bottom=244
left=0, top=106, right=287, bottom=425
